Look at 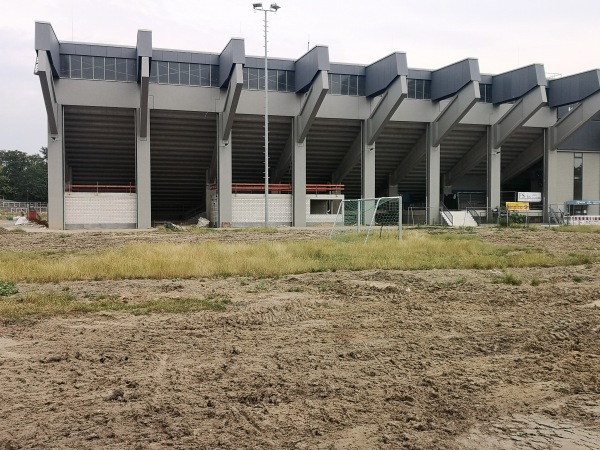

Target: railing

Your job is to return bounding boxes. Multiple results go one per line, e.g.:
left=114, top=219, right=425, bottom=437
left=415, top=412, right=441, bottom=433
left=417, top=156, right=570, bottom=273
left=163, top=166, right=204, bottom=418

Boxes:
left=210, top=183, right=344, bottom=194
left=549, top=206, right=565, bottom=225
left=440, top=202, right=453, bottom=226
left=66, top=183, right=136, bottom=194
left=466, top=202, right=481, bottom=225
left=1, top=201, right=48, bottom=215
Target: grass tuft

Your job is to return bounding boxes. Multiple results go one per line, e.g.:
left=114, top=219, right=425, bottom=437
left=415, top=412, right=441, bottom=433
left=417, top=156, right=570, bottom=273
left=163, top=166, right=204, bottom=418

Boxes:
left=492, top=272, right=522, bottom=286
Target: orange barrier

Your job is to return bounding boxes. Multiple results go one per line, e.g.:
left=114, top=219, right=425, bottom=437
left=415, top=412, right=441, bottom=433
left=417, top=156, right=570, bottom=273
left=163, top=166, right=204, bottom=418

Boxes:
left=210, top=183, right=344, bottom=194
left=67, top=184, right=136, bottom=193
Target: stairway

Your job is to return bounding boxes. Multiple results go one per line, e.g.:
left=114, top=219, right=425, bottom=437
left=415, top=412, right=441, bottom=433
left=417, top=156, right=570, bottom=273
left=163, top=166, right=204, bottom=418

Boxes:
left=442, top=210, right=478, bottom=228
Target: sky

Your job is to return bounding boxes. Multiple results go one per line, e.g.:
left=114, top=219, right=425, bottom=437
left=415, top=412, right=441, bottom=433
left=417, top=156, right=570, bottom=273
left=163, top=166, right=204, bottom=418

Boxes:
left=1, top=0, right=599, bottom=154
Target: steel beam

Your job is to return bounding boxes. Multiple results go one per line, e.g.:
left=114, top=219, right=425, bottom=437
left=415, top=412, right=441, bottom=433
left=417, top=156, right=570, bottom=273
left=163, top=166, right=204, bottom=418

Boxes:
left=220, top=63, right=243, bottom=141
left=332, top=131, right=362, bottom=184
left=493, top=85, right=547, bottom=148
left=296, top=70, right=328, bottom=143
left=388, top=133, right=426, bottom=186
left=431, top=80, right=480, bottom=147
left=139, top=57, right=150, bottom=138
left=272, top=133, right=293, bottom=183
left=36, top=51, right=58, bottom=135
left=446, top=133, right=487, bottom=185
left=366, top=75, right=407, bottom=145
left=501, top=135, right=544, bottom=183
left=550, top=90, right=600, bottom=149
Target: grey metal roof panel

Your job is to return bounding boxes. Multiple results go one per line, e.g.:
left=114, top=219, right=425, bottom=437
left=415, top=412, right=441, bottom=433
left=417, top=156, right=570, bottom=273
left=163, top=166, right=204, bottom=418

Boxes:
left=329, top=63, right=366, bottom=76
left=294, top=46, right=330, bottom=93
left=431, top=58, right=481, bottom=101
left=136, top=30, right=152, bottom=58
left=178, top=52, right=192, bottom=63
left=74, top=45, right=92, bottom=56
left=408, top=69, right=432, bottom=80
left=492, top=64, right=546, bottom=104
left=365, top=52, right=408, bottom=97
left=245, top=57, right=295, bottom=70
left=480, top=74, right=493, bottom=84
left=59, top=43, right=77, bottom=54
left=548, top=69, right=600, bottom=107
left=219, top=38, right=245, bottom=88
left=122, top=48, right=136, bottom=59
left=161, top=50, right=179, bottom=62
left=190, top=53, right=219, bottom=64
left=89, top=46, right=108, bottom=57
left=558, top=120, right=600, bottom=150
left=35, top=22, right=60, bottom=77
left=105, top=47, right=124, bottom=58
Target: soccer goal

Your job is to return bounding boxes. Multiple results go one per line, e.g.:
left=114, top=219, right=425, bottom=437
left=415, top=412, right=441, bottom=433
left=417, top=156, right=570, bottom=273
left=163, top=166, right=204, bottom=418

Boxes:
left=329, top=197, right=402, bottom=242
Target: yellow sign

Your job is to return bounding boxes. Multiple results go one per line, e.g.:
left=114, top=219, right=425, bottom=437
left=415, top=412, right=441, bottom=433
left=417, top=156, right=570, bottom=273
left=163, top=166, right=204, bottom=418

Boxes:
left=506, top=202, right=529, bottom=211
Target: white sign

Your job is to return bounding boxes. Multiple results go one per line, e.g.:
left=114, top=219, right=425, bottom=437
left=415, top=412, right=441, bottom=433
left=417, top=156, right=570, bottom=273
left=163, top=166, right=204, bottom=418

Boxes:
left=518, top=192, right=542, bottom=202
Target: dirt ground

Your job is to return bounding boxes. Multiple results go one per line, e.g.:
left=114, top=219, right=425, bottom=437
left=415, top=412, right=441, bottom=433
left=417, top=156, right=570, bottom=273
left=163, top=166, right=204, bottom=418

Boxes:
left=0, top=225, right=599, bottom=449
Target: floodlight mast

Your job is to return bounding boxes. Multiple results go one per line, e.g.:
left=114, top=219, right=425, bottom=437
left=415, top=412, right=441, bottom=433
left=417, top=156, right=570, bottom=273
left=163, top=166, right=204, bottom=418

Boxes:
left=252, top=2, right=280, bottom=228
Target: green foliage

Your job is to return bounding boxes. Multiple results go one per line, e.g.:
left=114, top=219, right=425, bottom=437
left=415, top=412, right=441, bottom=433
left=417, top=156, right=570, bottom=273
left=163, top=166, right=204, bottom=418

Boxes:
left=492, top=272, right=522, bottom=286
left=0, top=280, right=18, bottom=297
left=0, top=148, right=48, bottom=202
left=530, top=277, right=541, bottom=286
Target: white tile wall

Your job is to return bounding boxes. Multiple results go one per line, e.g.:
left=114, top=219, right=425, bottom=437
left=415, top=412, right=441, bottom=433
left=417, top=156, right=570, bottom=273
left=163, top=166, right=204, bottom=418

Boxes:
left=65, top=193, right=137, bottom=226
left=209, top=193, right=344, bottom=227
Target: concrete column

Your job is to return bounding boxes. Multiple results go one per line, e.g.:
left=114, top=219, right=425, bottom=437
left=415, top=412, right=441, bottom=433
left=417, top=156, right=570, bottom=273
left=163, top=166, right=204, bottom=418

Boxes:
left=47, top=104, right=64, bottom=230
left=205, top=169, right=213, bottom=223
left=217, top=113, right=232, bottom=227
left=487, top=126, right=501, bottom=213
left=543, top=128, right=559, bottom=222
left=292, top=120, right=307, bottom=227
left=136, top=109, right=152, bottom=228
left=388, top=181, right=399, bottom=197
left=361, top=121, right=375, bottom=200
left=426, top=123, right=440, bottom=225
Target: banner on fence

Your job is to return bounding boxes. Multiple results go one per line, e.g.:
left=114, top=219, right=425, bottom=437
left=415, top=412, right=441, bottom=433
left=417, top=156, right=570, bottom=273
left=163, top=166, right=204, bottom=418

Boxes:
left=506, top=202, right=529, bottom=211
left=518, top=192, right=542, bottom=202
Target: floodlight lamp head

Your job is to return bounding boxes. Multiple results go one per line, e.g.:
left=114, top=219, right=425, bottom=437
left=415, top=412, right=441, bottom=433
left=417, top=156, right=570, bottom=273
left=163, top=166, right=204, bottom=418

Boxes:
left=270, top=3, right=280, bottom=11
left=253, top=3, right=263, bottom=9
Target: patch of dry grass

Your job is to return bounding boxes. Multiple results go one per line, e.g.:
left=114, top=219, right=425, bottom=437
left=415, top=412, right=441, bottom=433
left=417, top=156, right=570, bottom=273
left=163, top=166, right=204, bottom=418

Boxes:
left=0, top=231, right=592, bottom=283
left=0, top=291, right=230, bottom=321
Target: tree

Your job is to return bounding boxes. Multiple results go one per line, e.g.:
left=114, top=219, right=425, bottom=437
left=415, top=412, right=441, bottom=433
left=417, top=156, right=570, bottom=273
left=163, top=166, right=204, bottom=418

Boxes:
left=0, top=149, right=48, bottom=202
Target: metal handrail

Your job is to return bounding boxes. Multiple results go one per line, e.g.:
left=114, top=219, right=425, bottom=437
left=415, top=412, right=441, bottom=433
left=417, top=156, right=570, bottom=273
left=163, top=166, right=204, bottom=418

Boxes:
left=466, top=201, right=481, bottom=225
left=440, top=202, right=453, bottom=226
left=549, top=206, right=565, bottom=225
left=210, top=183, right=345, bottom=194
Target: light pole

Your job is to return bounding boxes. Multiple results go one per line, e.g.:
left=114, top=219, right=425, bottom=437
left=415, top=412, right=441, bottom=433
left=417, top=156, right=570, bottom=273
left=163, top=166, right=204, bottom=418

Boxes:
left=253, top=2, right=280, bottom=228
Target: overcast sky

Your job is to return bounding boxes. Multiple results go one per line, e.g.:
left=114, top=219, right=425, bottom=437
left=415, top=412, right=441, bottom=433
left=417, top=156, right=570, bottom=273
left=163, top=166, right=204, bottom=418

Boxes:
left=1, top=0, right=599, bottom=154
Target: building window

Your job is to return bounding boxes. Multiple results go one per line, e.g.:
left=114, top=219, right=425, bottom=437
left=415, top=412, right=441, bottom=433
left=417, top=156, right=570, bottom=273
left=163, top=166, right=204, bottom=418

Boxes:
left=407, top=79, right=431, bottom=100
left=59, top=54, right=137, bottom=82
left=327, top=73, right=365, bottom=96
left=479, top=83, right=493, bottom=103
left=574, top=152, right=583, bottom=200
left=242, top=67, right=295, bottom=92
left=149, top=61, right=220, bottom=87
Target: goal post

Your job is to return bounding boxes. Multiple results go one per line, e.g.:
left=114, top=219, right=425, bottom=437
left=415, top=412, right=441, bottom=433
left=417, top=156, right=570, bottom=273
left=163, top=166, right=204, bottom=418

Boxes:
left=329, top=196, right=402, bottom=242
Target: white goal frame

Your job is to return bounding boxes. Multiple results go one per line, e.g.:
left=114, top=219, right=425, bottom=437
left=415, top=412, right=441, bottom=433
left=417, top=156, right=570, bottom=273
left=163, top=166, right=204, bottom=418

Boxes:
left=329, top=196, right=403, bottom=243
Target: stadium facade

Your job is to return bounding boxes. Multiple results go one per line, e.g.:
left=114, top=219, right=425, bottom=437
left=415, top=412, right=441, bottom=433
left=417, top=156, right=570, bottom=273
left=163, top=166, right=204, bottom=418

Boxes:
left=34, top=22, right=600, bottom=229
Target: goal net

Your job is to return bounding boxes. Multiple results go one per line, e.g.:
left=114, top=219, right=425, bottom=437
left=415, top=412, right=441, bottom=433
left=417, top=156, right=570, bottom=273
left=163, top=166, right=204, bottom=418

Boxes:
left=329, top=197, right=402, bottom=242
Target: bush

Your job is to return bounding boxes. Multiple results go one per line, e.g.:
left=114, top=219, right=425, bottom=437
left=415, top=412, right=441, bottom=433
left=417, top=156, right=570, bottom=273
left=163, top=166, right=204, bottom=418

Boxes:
left=492, top=272, right=522, bottom=286
left=0, top=280, right=18, bottom=297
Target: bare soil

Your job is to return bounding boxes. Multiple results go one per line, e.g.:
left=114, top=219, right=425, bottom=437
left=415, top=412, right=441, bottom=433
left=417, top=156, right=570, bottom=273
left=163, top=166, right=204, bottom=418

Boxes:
left=1, top=226, right=599, bottom=449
